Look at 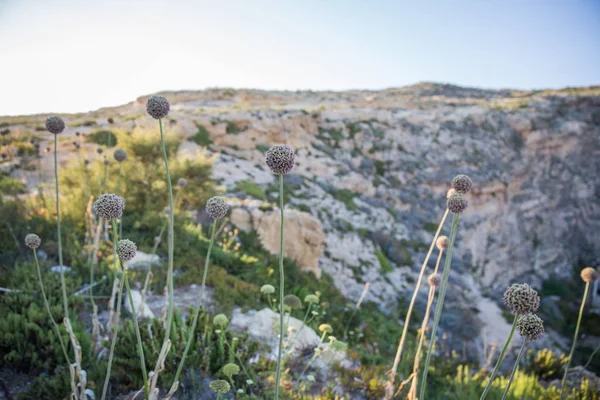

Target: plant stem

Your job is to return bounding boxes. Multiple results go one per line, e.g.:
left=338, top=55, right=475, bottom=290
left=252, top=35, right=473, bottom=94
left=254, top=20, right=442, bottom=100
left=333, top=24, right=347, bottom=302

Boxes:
left=480, top=315, right=518, bottom=400
left=274, top=174, right=285, bottom=400
left=419, top=212, right=460, bottom=400
left=500, top=339, right=528, bottom=400
left=117, top=163, right=123, bottom=239
left=171, top=219, right=217, bottom=389
left=387, top=209, right=449, bottom=396
left=584, top=343, right=600, bottom=369
left=299, top=331, right=327, bottom=381
left=560, top=281, right=590, bottom=399
left=53, top=135, right=69, bottom=321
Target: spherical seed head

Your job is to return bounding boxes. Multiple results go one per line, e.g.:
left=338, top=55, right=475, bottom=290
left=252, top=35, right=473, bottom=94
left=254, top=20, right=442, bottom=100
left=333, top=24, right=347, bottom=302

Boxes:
left=517, top=313, right=545, bottom=341
left=146, top=95, right=170, bottom=119
left=84, top=159, right=90, bottom=165
left=103, top=158, right=109, bottom=166
left=222, top=363, right=240, bottom=378
left=428, top=273, right=441, bottom=287
left=1, top=153, right=6, bottom=159
left=117, top=239, right=137, bottom=262
left=107, top=117, right=114, bottom=124
left=260, top=284, right=275, bottom=294
left=283, top=294, right=302, bottom=309
left=319, top=324, right=333, bottom=334
left=209, top=380, right=230, bottom=394
left=581, top=267, right=599, bottom=283
left=447, top=193, right=468, bottom=214
left=45, top=116, right=65, bottom=134
left=25, top=233, right=41, bottom=249
left=206, top=196, right=228, bottom=220
left=213, top=313, right=229, bottom=328
left=93, top=193, right=125, bottom=220
left=451, top=174, right=473, bottom=194
left=436, top=235, right=449, bottom=250
left=265, top=144, right=295, bottom=175
left=304, top=294, right=320, bottom=304
left=177, top=177, right=187, bottom=188
left=75, top=131, right=81, bottom=137
left=113, top=149, right=127, bottom=162
left=503, top=283, right=540, bottom=315
left=97, top=147, right=103, bottom=154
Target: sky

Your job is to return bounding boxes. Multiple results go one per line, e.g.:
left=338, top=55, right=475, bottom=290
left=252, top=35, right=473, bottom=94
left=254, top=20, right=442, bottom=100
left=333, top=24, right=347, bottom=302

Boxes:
left=0, top=0, right=598, bottom=116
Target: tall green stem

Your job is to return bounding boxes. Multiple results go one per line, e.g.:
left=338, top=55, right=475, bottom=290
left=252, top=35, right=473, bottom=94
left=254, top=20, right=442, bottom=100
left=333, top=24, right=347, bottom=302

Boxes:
left=419, top=212, right=460, bottom=400
left=170, top=219, right=217, bottom=389
left=118, top=163, right=123, bottom=239
left=560, top=282, right=590, bottom=399
left=274, top=174, right=285, bottom=400
left=480, top=315, right=518, bottom=399
left=500, top=339, right=528, bottom=400
left=54, top=135, right=69, bottom=319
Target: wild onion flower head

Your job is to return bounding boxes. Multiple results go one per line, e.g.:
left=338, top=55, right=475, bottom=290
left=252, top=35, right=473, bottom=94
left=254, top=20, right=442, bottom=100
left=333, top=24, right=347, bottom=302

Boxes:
left=451, top=174, right=473, bottom=194
left=25, top=233, right=41, bottom=249
left=209, top=380, right=230, bottom=394
left=517, top=313, right=544, bottom=341
left=436, top=235, right=449, bottom=250
left=222, top=363, right=240, bottom=378
left=319, top=324, right=333, bottom=334
left=107, top=117, right=114, bottom=124
left=283, top=294, right=302, bottom=309
left=581, top=267, right=599, bottom=283
left=113, top=149, right=127, bottom=163
left=265, top=144, right=295, bottom=175
left=447, top=193, right=468, bottom=214
left=103, top=158, right=109, bottom=166
left=330, top=340, right=348, bottom=352
left=428, top=273, right=441, bottom=287
left=503, top=283, right=540, bottom=315
left=117, top=239, right=137, bottom=263
left=93, top=193, right=125, bottom=221
left=45, top=116, right=65, bottom=134
left=75, top=131, right=81, bottom=137
left=260, top=284, right=275, bottom=294
left=84, top=159, right=90, bottom=165
left=304, top=294, right=320, bottom=304
left=97, top=147, right=103, bottom=154
left=1, top=153, right=6, bottom=159
left=177, top=178, right=187, bottom=188
left=146, top=95, right=170, bottom=119
left=72, top=141, right=77, bottom=146
left=206, top=196, right=228, bottom=220
left=213, top=314, right=229, bottom=328
left=75, top=143, right=81, bottom=150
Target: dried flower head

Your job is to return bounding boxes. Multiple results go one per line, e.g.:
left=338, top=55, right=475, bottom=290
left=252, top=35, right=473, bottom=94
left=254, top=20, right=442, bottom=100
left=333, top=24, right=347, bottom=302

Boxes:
left=581, top=267, right=599, bottom=283
left=319, top=324, right=333, bottom=334
left=504, top=283, right=540, bottom=315
left=97, top=147, right=103, bottom=154
left=206, top=196, right=228, bottom=220
left=447, top=193, right=468, bottom=213
left=451, top=174, right=473, bottom=194
left=213, top=314, right=229, bottom=328
left=45, top=116, right=65, bottom=134
left=265, top=144, right=295, bottom=175
left=428, top=273, right=441, bottom=287
left=84, top=159, right=90, bottom=165
left=304, top=294, right=320, bottom=304
left=93, top=193, right=125, bottom=220
left=436, top=235, right=449, bottom=250
left=260, top=284, right=275, bottom=294
left=107, top=117, right=114, bottom=124
left=1, top=153, right=6, bottom=159
left=283, top=294, right=302, bottom=309
left=209, top=380, right=230, bottom=394
left=118, top=239, right=137, bottom=263
left=222, top=363, right=240, bottom=378
left=517, top=313, right=545, bottom=341
left=103, top=158, right=109, bottom=166
left=75, top=131, right=81, bottom=137
left=177, top=177, right=187, bottom=188
left=146, top=95, right=170, bottom=119
left=113, top=149, right=127, bottom=163
left=25, top=233, right=41, bottom=249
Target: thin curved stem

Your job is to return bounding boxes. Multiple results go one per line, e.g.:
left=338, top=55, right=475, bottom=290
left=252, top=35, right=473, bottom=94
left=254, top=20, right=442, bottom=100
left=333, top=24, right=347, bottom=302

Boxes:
left=54, top=135, right=69, bottom=319
left=419, top=212, right=460, bottom=400
left=584, top=342, right=600, bottom=369
left=118, top=163, right=123, bottom=239
left=500, top=339, right=528, bottom=400
left=274, top=174, right=285, bottom=400
left=299, top=331, right=327, bottom=381
left=480, top=315, right=518, bottom=400
left=560, top=281, right=590, bottom=399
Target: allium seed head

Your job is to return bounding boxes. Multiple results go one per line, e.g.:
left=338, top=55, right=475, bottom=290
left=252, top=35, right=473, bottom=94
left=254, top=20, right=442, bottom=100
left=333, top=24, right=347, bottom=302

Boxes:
left=45, top=116, right=65, bottom=134
left=206, top=196, right=228, bottom=220
left=25, top=233, right=41, bottom=249
left=75, top=131, right=81, bottom=137
left=265, top=144, right=295, bottom=175
left=107, top=117, right=114, bottom=124
left=517, top=313, right=545, bottom=341
left=222, top=363, right=240, bottom=378
left=581, top=267, right=599, bottom=283
left=117, top=239, right=137, bottom=263
left=146, top=95, right=170, bottom=119
left=93, top=193, right=125, bottom=220
left=451, top=174, right=473, bottom=194
left=436, top=236, right=449, bottom=250
left=260, top=284, right=275, bottom=294
left=283, top=294, right=302, bottom=309
left=209, top=380, right=230, bottom=394
left=103, top=158, right=109, bottom=166
left=447, top=193, right=468, bottom=214
left=113, top=149, right=127, bottom=162
left=503, top=283, right=540, bottom=315
left=1, top=153, right=6, bottom=159
left=84, top=159, right=90, bottom=165
left=319, top=324, right=333, bottom=334
left=213, top=314, right=229, bottom=328
left=97, top=147, right=103, bottom=154
left=428, top=273, right=441, bottom=287
left=304, top=294, right=320, bottom=304
left=177, top=177, right=187, bottom=188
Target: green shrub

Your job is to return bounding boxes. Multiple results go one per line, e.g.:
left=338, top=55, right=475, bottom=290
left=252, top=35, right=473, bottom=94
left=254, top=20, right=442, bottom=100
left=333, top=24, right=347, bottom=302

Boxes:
left=85, top=129, right=117, bottom=147
left=375, top=250, right=392, bottom=273
left=235, top=180, right=266, bottom=200
left=188, top=124, right=212, bottom=146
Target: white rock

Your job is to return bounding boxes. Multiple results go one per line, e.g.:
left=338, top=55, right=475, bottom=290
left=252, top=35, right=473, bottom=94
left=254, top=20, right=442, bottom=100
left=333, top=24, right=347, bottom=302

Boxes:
left=126, top=251, right=160, bottom=270
left=124, top=289, right=155, bottom=319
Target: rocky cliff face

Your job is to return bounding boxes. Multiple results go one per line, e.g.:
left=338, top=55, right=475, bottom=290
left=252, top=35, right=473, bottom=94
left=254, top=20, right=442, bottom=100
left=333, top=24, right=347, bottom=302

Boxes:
left=3, top=83, right=599, bottom=360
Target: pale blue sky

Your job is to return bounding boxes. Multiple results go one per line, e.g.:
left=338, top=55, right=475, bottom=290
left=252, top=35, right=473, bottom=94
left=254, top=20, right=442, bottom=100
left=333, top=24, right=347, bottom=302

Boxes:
left=0, top=0, right=598, bottom=115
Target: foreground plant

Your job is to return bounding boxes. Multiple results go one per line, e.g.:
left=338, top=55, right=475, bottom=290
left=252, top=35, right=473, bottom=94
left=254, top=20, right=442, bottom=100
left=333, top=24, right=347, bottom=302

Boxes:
left=480, top=283, right=540, bottom=399
left=265, top=144, right=295, bottom=399
left=560, top=267, right=599, bottom=399
left=168, top=196, right=229, bottom=396
left=113, top=148, right=127, bottom=238
left=209, top=379, right=231, bottom=400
